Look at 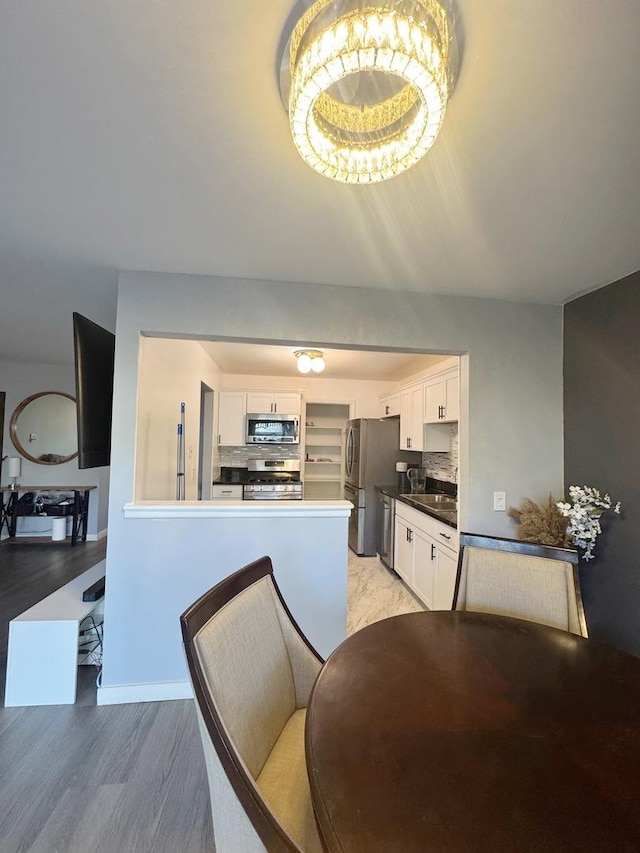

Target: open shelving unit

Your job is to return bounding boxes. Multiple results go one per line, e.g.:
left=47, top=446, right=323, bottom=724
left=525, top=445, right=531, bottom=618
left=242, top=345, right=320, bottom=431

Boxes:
left=303, top=403, right=348, bottom=501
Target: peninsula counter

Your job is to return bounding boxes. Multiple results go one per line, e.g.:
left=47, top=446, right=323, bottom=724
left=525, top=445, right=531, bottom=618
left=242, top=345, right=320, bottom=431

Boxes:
left=99, top=499, right=352, bottom=705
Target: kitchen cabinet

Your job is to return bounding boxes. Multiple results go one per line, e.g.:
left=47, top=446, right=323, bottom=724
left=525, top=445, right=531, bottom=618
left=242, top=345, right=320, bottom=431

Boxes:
left=396, top=381, right=450, bottom=452
left=379, top=392, right=401, bottom=419
left=394, top=502, right=458, bottom=610
left=246, top=391, right=301, bottom=414
left=210, top=484, right=243, bottom=500
left=424, top=367, right=459, bottom=423
left=399, top=384, right=424, bottom=451
left=218, top=391, right=246, bottom=446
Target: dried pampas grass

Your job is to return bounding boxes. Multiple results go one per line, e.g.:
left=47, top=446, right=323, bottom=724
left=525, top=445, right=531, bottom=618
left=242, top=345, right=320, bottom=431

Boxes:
left=507, top=494, right=570, bottom=548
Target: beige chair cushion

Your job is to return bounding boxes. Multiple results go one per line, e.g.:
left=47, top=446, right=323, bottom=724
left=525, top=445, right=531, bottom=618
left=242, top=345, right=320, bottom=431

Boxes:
left=256, top=709, right=323, bottom=853
left=194, top=577, right=296, bottom=778
left=460, top=547, right=583, bottom=635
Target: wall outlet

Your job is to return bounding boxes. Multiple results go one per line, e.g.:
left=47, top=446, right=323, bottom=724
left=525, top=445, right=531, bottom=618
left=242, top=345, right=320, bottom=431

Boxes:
left=493, top=491, right=506, bottom=511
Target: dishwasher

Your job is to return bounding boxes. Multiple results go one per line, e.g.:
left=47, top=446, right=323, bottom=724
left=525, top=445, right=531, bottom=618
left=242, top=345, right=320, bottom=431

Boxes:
left=377, top=491, right=395, bottom=571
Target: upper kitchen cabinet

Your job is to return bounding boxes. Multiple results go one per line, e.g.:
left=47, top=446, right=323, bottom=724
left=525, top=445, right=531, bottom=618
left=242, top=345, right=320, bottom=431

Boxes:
left=379, top=391, right=401, bottom=419
left=218, top=391, right=246, bottom=446
left=399, top=384, right=425, bottom=451
left=246, top=391, right=302, bottom=414
left=424, top=368, right=459, bottom=423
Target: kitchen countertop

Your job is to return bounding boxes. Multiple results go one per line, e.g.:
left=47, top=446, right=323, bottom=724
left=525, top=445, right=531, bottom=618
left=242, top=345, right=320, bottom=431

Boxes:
left=376, top=484, right=457, bottom=530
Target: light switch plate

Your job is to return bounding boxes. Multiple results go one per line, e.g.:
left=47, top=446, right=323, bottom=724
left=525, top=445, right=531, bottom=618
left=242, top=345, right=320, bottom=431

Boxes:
left=493, top=491, right=506, bottom=511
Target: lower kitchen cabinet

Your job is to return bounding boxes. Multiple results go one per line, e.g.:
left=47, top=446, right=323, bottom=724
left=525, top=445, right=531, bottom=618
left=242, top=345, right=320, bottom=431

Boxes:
left=394, top=502, right=459, bottom=610
left=210, top=484, right=243, bottom=500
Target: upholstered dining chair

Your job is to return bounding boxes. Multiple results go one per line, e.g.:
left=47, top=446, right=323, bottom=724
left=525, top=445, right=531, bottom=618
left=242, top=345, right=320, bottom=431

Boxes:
left=180, top=555, right=324, bottom=853
left=453, top=533, right=588, bottom=637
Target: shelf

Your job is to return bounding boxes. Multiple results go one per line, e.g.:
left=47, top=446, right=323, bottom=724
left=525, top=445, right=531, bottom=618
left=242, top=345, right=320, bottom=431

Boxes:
left=304, top=481, right=343, bottom=500
left=307, top=442, right=342, bottom=448
left=305, top=421, right=343, bottom=430
left=305, top=474, right=342, bottom=482
left=305, top=460, right=340, bottom=465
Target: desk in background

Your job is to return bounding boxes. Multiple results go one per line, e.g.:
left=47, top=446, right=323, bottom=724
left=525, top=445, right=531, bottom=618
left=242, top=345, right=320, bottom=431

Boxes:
left=0, top=485, right=96, bottom=546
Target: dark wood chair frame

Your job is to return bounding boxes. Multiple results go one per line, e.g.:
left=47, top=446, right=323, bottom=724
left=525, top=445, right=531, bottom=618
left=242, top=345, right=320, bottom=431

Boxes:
left=452, top=532, right=588, bottom=638
left=180, top=555, right=324, bottom=853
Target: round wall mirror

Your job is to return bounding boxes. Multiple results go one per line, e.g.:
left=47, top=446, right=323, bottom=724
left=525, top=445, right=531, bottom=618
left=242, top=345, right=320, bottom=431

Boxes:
left=10, top=392, right=78, bottom=465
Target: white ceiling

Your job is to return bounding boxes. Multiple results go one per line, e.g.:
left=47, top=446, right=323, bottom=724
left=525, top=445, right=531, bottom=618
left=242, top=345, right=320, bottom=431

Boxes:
left=2, top=1, right=640, bottom=366
left=200, top=341, right=449, bottom=382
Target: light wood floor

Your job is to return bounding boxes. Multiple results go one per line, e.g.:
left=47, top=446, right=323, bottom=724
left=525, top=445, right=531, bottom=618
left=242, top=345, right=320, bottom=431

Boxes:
left=0, top=544, right=413, bottom=852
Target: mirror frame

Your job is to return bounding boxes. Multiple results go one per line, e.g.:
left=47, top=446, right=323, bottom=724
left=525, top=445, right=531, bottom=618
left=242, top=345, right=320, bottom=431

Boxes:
left=10, top=391, right=79, bottom=465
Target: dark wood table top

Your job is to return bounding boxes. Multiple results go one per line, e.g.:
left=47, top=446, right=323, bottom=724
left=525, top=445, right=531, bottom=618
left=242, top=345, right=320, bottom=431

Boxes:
left=305, top=611, right=640, bottom=853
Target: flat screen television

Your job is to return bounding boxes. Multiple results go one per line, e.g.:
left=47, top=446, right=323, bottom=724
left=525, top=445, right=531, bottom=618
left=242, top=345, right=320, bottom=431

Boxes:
left=72, top=312, right=115, bottom=469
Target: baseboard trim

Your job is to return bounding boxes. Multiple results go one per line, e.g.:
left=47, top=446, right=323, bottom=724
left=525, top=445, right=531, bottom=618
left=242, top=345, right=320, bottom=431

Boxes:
left=97, top=679, right=193, bottom=705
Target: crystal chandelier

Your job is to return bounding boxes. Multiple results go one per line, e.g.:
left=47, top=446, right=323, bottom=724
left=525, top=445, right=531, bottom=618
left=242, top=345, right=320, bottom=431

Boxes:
left=281, top=0, right=458, bottom=184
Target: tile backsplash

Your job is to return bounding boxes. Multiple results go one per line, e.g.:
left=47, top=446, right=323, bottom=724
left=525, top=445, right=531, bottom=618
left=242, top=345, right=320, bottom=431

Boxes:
left=422, top=423, right=458, bottom=484
left=219, top=446, right=301, bottom=467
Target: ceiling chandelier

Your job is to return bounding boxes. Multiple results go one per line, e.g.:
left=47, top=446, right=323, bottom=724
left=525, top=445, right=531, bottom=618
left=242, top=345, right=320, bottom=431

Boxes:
left=280, top=0, right=458, bottom=184
left=295, top=349, right=326, bottom=373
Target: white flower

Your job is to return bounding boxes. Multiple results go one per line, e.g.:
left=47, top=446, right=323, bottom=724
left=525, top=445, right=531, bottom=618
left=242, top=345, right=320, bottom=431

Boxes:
left=556, top=485, right=621, bottom=561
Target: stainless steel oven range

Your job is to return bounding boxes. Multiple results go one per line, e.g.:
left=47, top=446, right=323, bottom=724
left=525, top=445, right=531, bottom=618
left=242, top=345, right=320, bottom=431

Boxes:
left=242, top=460, right=303, bottom=500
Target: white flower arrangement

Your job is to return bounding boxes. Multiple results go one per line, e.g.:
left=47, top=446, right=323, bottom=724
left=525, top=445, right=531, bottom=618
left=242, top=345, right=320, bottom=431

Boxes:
left=556, top=485, right=621, bottom=561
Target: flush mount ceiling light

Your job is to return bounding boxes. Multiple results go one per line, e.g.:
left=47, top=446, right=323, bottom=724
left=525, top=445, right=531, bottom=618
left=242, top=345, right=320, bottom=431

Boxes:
left=295, top=349, right=326, bottom=373
left=279, top=0, right=458, bottom=184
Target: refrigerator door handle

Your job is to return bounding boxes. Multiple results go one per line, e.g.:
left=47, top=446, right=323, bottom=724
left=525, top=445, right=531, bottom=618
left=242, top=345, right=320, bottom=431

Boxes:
left=345, top=426, right=354, bottom=479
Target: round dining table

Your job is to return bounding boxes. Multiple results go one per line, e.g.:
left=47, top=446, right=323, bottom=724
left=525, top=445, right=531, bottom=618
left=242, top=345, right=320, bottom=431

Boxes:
left=305, top=611, right=640, bottom=852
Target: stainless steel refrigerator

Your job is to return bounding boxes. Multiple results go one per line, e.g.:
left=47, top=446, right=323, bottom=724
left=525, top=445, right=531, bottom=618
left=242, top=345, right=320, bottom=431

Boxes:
left=344, top=418, right=419, bottom=556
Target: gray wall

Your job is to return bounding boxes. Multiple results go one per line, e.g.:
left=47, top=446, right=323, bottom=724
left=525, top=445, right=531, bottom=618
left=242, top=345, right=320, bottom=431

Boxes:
left=101, top=271, right=565, bottom=689
left=564, top=271, right=640, bottom=656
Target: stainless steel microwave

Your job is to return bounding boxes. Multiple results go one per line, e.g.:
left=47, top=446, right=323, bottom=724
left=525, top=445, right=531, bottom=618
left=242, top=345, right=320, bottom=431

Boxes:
left=245, top=413, right=300, bottom=444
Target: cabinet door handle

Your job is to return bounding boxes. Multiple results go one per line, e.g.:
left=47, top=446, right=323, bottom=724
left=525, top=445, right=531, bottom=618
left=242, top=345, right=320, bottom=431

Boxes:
left=439, top=532, right=452, bottom=540
left=407, top=437, right=411, bottom=448
left=431, top=544, right=436, bottom=560
left=385, top=405, right=390, bottom=415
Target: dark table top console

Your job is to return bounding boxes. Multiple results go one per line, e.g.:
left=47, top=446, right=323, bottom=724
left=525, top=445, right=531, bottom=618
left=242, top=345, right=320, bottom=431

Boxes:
left=0, top=485, right=96, bottom=546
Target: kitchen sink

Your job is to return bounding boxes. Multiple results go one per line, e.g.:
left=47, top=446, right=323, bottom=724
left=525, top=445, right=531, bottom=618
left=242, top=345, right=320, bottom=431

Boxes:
left=401, top=493, right=458, bottom=512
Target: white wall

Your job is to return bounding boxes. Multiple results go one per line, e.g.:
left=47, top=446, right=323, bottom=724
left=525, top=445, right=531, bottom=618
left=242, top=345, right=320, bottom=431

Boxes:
left=102, top=272, right=563, bottom=694
left=0, top=359, right=109, bottom=538
left=135, top=338, right=222, bottom=501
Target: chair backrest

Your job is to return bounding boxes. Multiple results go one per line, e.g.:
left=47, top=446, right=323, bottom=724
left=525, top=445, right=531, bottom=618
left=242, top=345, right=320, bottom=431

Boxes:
left=453, top=533, right=588, bottom=637
left=180, top=555, right=323, bottom=852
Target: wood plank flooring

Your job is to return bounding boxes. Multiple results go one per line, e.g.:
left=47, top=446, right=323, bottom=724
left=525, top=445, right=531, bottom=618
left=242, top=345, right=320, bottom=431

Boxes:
left=0, top=700, right=213, bottom=853
left=0, top=544, right=416, bottom=852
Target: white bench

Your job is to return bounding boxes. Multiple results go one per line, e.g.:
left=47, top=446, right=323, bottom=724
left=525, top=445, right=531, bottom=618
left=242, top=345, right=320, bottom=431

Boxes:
left=4, top=560, right=106, bottom=706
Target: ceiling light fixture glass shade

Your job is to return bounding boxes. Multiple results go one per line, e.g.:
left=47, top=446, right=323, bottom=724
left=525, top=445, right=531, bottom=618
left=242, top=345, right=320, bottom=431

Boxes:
left=295, top=350, right=326, bottom=373
left=281, top=0, right=458, bottom=184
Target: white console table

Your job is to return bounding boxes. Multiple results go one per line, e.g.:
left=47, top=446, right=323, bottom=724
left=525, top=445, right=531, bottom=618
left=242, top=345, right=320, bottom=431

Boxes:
left=5, top=560, right=105, bottom=706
